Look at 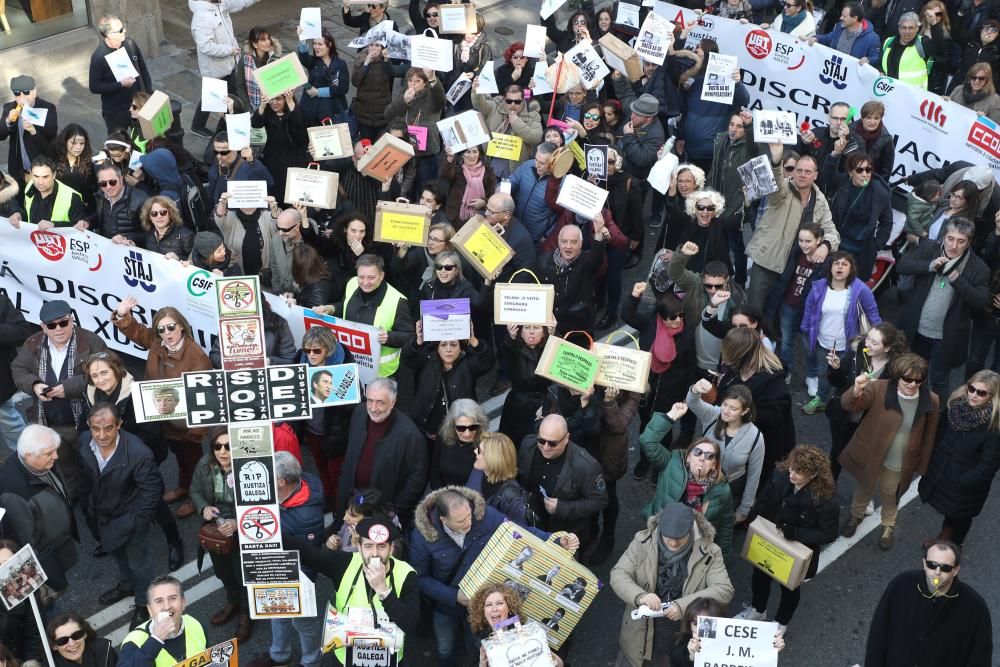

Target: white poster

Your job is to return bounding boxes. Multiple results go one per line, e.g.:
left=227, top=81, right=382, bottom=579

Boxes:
left=439, top=5, right=474, bottom=34
left=555, top=174, right=609, bottom=220
left=299, top=7, right=322, bottom=40
left=477, top=60, right=499, bottom=95
left=20, top=106, right=48, bottom=126
left=524, top=24, right=547, bottom=59
left=565, top=42, right=610, bottom=90
left=737, top=154, right=779, bottom=201
left=227, top=180, right=269, bottom=208
left=0, top=544, right=46, bottom=610
left=447, top=76, right=474, bottom=105
left=104, top=46, right=139, bottom=83
left=540, top=0, right=568, bottom=20
left=531, top=61, right=554, bottom=94
left=436, top=110, right=492, bottom=152
left=226, top=112, right=252, bottom=150
left=696, top=617, right=780, bottom=667
left=201, top=77, right=230, bottom=113
left=753, top=109, right=798, bottom=145
left=700, top=52, right=738, bottom=104
left=410, top=34, right=454, bottom=71
left=616, top=2, right=641, bottom=30
left=634, top=12, right=674, bottom=65
left=348, top=20, right=395, bottom=49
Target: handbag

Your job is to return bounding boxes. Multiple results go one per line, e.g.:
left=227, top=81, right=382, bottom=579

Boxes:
left=198, top=521, right=235, bottom=556
left=856, top=300, right=871, bottom=336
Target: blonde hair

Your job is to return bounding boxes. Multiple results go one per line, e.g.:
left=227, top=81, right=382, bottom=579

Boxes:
left=684, top=189, right=726, bottom=218
left=721, top=327, right=783, bottom=375
left=949, top=370, right=1000, bottom=432
left=477, top=431, right=519, bottom=483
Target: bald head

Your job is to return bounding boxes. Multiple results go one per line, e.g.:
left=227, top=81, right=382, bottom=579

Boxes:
left=276, top=209, right=303, bottom=241
left=486, top=192, right=514, bottom=228
left=558, top=225, right=583, bottom=262
left=537, top=414, right=569, bottom=459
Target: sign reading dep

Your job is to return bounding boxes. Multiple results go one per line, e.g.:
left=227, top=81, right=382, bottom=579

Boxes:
left=183, top=364, right=312, bottom=426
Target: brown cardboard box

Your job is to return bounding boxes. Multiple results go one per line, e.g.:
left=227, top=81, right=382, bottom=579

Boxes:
left=356, top=133, right=415, bottom=184
left=599, top=33, right=644, bottom=81
left=137, top=91, right=173, bottom=140
left=450, top=215, right=514, bottom=280
left=373, top=200, right=432, bottom=246
left=741, top=516, right=814, bottom=590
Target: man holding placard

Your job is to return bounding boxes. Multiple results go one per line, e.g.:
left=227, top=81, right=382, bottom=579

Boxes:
left=472, top=82, right=542, bottom=177
left=0, top=75, right=58, bottom=194
left=536, top=213, right=610, bottom=334
left=483, top=192, right=535, bottom=281
left=89, top=15, right=152, bottom=133
left=207, top=131, right=274, bottom=203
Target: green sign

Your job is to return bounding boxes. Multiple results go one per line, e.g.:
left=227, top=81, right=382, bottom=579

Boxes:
left=549, top=342, right=600, bottom=391
left=152, top=104, right=173, bottom=137
left=254, top=54, right=309, bottom=99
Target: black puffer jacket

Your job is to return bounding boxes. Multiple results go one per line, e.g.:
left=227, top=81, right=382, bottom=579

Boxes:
left=144, top=223, right=195, bottom=258
left=0, top=293, right=39, bottom=404
left=0, top=595, right=43, bottom=662
left=351, top=53, right=398, bottom=128
left=401, top=338, right=494, bottom=434
left=919, top=407, right=1000, bottom=519
left=93, top=185, right=148, bottom=245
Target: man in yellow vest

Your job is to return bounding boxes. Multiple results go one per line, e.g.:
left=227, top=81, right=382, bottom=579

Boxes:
left=336, top=254, right=414, bottom=378
left=7, top=155, right=86, bottom=231
left=118, top=575, right=208, bottom=667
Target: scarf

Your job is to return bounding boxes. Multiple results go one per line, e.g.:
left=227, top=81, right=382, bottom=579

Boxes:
left=684, top=466, right=718, bottom=512
left=460, top=161, right=487, bottom=221
left=961, top=83, right=989, bottom=105
left=35, top=335, right=82, bottom=427
left=855, top=122, right=884, bottom=149
left=651, top=318, right=684, bottom=374
left=779, top=9, right=807, bottom=32
left=162, top=337, right=185, bottom=354
left=948, top=396, right=993, bottom=431
left=552, top=248, right=575, bottom=273
left=655, top=531, right=693, bottom=600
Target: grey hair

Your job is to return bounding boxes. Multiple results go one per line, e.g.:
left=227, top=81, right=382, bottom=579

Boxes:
left=490, top=192, right=515, bottom=213
left=367, top=377, right=398, bottom=400
left=438, top=398, right=489, bottom=447
left=536, top=141, right=558, bottom=156
left=899, top=11, right=919, bottom=25
left=944, top=217, right=976, bottom=241
left=685, top=189, right=726, bottom=217
left=274, top=450, right=302, bottom=484
left=676, top=163, right=706, bottom=189
left=97, top=15, right=121, bottom=36
left=17, top=424, right=60, bottom=458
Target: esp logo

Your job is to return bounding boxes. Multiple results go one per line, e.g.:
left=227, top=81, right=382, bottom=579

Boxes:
left=30, top=230, right=66, bottom=261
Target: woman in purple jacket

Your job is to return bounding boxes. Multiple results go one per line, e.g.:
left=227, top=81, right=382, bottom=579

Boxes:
left=800, top=251, right=881, bottom=414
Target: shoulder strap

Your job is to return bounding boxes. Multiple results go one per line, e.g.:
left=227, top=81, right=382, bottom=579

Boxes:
left=749, top=428, right=761, bottom=455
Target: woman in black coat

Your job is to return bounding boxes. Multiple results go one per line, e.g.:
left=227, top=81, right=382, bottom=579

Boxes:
left=251, top=91, right=309, bottom=200
left=139, top=197, right=195, bottom=259
left=47, top=612, right=117, bottom=667
left=417, top=250, right=490, bottom=315
left=292, top=244, right=336, bottom=309
left=499, top=323, right=554, bottom=449
left=918, top=370, right=1000, bottom=546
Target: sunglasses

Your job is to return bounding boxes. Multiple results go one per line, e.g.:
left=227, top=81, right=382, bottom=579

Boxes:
left=156, top=323, right=179, bottom=334
left=304, top=347, right=326, bottom=355
left=900, top=376, right=924, bottom=385
left=213, top=442, right=231, bottom=451
left=425, top=11, right=439, bottom=17
left=784, top=165, right=796, bottom=172
left=54, top=629, right=86, bottom=646
left=925, top=559, right=956, bottom=573
left=11, top=89, right=30, bottom=96
left=967, top=384, right=991, bottom=398
left=45, top=317, right=72, bottom=330
left=703, top=283, right=726, bottom=290
left=149, top=209, right=170, bottom=218
left=537, top=437, right=563, bottom=448
left=690, top=447, right=717, bottom=461
left=435, top=264, right=457, bottom=271
left=277, top=223, right=301, bottom=233
left=667, top=312, right=685, bottom=320
left=215, top=149, right=233, bottom=156
left=98, top=179, right=119, bottom=188
left=505, top=98, right=523, bottom=105
left=512, top=53, right=526, bottom=59
left=696, top=204, right=716, bottom=212
left=583, top=112, right=601, bottom=120
left=853, top=166, right=873, bottom=174
left=970, top=75, right=988, bottom=81
left=455, top=424, right=481, bottom=433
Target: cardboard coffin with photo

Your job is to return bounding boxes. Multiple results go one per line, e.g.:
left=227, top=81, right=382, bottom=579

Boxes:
left=741, top=516, right=814, bottom=590
left=284, top=163, right=339, bottom=209
left=450, top=214, right=514, bottom=280
left=534, top=332, right=601, bottom=393
left=137, top=90, right=173, bottom=140
left=591, top=332, right=651, bottom=394
left=373, top=199, right=432, bottom=246
left=438, top=2, right=478, bottom=34
left=493, top=268, right=554, bottom=326
left=598, top=33, right=644, bottom=81
left=437, top=110, right=492, bottom=153
left=307, top=120, right=353, bottom=160
left=356, top=133, right=415, bottom=183
left=458, top=521, right=600, bottom=650
left=253, top=53, right=309, bottom=100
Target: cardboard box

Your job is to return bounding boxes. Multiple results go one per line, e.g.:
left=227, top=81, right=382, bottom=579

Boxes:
left=373, top=200, right=432, bottom=246
left=356, top=133, right=415, bottom=184
left=284, top=165, right=339, bottom=209
left=307, top=123, right=353, bottom=160
left=534, top=335, right=601, bottom=393
left=592, top=338, right=651, bottom=394
left=599, top=33, right=644, bottom=81
left=137, top=91, right=173, bottom=140
left=494, top=281, right=554, bottom=326
left=741, top=517, right=814, bottom=590
left=450, top=215, right=514, bottom=280
left=438, top=2, right=477, bottom=34
left=253, top=53, right=309, bottom=100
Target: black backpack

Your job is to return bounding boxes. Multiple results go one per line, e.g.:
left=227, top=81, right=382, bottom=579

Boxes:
left=178, top=171, right=211, bottom=232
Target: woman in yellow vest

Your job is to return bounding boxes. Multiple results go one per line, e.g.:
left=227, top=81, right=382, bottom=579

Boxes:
left=880, top=10, right=943, bottom=90
left=291, top=516, right=421, bottom=666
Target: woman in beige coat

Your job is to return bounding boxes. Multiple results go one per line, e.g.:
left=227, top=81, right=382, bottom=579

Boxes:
left=610, top=503, right=734, bottom=667
left=838, top=353, right=939, bottom=550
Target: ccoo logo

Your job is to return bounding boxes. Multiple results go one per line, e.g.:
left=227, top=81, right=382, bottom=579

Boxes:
left=30, top=231, right=66, bottom=261
left=745, top=29, right=772, bottom=59
left=919, top=99, right=947, bottom=126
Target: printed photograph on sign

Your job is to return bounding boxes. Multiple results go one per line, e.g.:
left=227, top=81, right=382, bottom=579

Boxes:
left=696, top=616, right=780, bottom=666
left=302, top=311, right=382, bottom=387
left=307, top=363, right=362, bottom=407
left=216, top=276, right=261, bottom=318
left=219, top=316, right=266, bottom=370
left=229, top=422, right=275, bottom=458
left=236, top=457, right=277, bottom=506
left=0, top=544, right=47, bottom=611
left=252, top=584, right=303, bottom=617
left=173, top=638, right=239, bottom=667
left=700, top=52, right=738, bottom=105
left=134, top=379, right=188, bottom=424
left=753, top=109, right=798, bottom=144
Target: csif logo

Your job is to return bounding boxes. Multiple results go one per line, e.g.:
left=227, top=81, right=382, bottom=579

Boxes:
left=873, top=76, right=895, bottom=97
left=123, top=250, right=156, bottom=293
left=30, top=231, right=66, bottom=261
left=745, top=29, right=772, bottom=59
left=187, top=269, right=214, bottom=297
left=819, top=54, right=848, bottom=90
left=919, top=99, right=947, bottom=126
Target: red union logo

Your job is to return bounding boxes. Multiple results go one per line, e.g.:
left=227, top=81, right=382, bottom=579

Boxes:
left=304, top=317, right=373, bottom=356
left=30, top=230, right=66, bottom=261
left=919, top=99, right=947, bottom=126
left=745, top=30, right=772, bottom=59
left=968, top=120, right=1000, bottom=159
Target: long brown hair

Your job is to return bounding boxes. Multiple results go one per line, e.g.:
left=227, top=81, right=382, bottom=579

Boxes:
left=721, top=327, right=783, bottom=375
left=291, top=244, right=331, bottom=286
left=777, top=445, right=835, bottom=501
left=152, top=307, right=196, bottom=343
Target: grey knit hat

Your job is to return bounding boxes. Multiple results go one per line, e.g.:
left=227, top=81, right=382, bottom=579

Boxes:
left=630, top=94, right=659, bottom=118
left=194, top=231, right=224, bottom=259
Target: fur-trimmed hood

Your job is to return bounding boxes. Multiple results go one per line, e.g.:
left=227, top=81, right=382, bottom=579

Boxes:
left=0, top=174, right=19, bottom=205
left=638, top=508, right=716, bottom=548
left=413, top=484, right=487, bottom=543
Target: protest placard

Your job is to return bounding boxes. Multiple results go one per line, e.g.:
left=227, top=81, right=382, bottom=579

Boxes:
left=585, top=144, right=608, bottom=179
left=357, top=133, right=415, bottom=183
left=348, top=20, right=395, bottom=49
left=373, top=199, right=432, bottom=246
left=307, top=363, right=362, bottom=407
left=236, top=456, right=278, bottom=506
left=701, top=52, right=739, bottom=104
left=524, top=24, right=547, bottom=58
left=226, top=112, right=252, bottom=150
left=592, top=334, right=652, bottom=394
left=133, top=379, right=188, bottom=424
left=742, top=516, right=814, bottom=590
left=439, top=3, right=477, bottom=34
left=738, top=154, right=778, bottom=201
left=0, top=543, right=47, bottom=611
left=243, top=551, right=301, bottom=585
left=493, top=270, right=554, bottom=326
left=253, top=53, right=309, bottom=99
left=615, top=1, right=641, bottom=31
left=229, top=422, right=275, bottom=458
left=565, top=42, right=609, bottom=90
left=696, top=617, right=780, bottom=667
left=137, top=91, right=173, bottom=140
left=21, top=106, right=48, bottom=127
left=535, top=335, right=602, bottom=393
left=237, top=504, right=283, bottom=552
left=284, top=165, right=339, bottom=209
left=446, top=76, right=474, bottom=105
left=216, top=276, right=262, bottom=318
left=104, top=46, right=139, bottom=83
left=531, top=61, right=554, bottom=94
left=299, top=7, right=322, bottom=39
left=647, top=147, right=679, bottom=195
left=437, top=110, right=492, bottom=153
left=555, top=173, right=609, bottom=220
left=421, top=298, right=471, bottom=341
left=410, top=33, right=454, bottom=71
left=753, top=109, right=799, bottom=145
left=201, top=76, right=230, bottom=113
left=486, top=133, right=524, bottom=161
left=483, top=622, right=556, bottom=667
left=540, top=0, right=568, bottom=20
left=477, top=60, right=499, bottom=95
left=451, top=215, right=515, bottom=280
left=249, top=581, right=318, bottom=619
left=634, top=12, right=674, bottom=65
left=307, top=122, right=352, bottom=160
left=173, top=639, right=239, bottom=667
left=226, top=180, right=268, bottom=209
left=219, top=315, right=267, bottom=370
left=302, top=310, right=382, bottom=386
left=183, top=365, right=312, bottom=426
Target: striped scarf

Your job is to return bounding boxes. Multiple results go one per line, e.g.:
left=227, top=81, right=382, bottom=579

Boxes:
left=35, top=334, right=82, bottom=427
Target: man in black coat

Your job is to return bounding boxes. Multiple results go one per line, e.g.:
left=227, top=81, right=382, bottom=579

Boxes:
left=0, top=424, right=78, bottom=592
left=866, top=540, right=992, bottom=666
left=77, top=403, right=163, bottom=628
left=0, top=75, right=58, bottom=196
left=485, top=192, right=536, bottom=281
left=88, top=15, right=152, bottom=133
left=82, top=162, right=149, bottom=245
left=0, top=293, right=38, bottom=451
left=335, top=377, right=428, bottom=527
left=535, top=215, right=609, bottom=334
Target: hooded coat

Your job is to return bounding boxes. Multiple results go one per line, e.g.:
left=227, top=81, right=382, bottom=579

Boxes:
left=188, top=0, right=259, bottom=78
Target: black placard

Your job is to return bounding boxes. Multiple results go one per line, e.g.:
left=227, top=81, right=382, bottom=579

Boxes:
left=235, top=457, right=276, bottom=506
left=241, top=550, right=301, bottom=584
left=183, top=364, right=311, bottom=426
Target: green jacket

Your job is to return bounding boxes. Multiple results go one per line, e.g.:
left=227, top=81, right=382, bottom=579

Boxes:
left=904, top=190, right=937, bottom=237
left=639, top=414, right=735, bottom=555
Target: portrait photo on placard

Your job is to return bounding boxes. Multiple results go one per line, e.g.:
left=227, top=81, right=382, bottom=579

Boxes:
left=135, top=379, right=188, bottom=423
left=307, top=363, right=362, bottom=408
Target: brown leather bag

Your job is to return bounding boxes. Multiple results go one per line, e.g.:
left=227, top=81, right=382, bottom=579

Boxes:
left=198, top=522, right=235, bottom=556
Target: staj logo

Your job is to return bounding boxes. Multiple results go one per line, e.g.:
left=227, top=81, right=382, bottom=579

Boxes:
left=745, top=29, right=772, bottom=59
left=919, top=99, right=947, bottom=126
left=819, top=54, right=848, bottom=90
left=30, top=231, right=66, bottom=261
left=873, top=76, right=895, bottom=97
left=123, top=250, right=156, bottom=293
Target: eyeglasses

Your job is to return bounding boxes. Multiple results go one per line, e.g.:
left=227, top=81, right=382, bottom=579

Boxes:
left=853, top=166, right=873, bottom=174
left=129, top=104, right=138, bottom=110
left=573, top=18, right=588, bottom=25
left=304, top=347, right=326, bottom=355
left=435, top=264, right=457, bottom=271
left=970, top=75, right=988, bottom=81
left=696, top=204, right=716, bottom=212
left=455, top=424, right=481, bottom=432
left=149, top=209, right=170, bottom=218
left=156, top=323, right=179, bottom=334
left=900, top=376, right=924, bottom=385
left=11, top=89, right=31, bottom=96
left=703, top=282, right=726, bottom=290
left=277, top=222, right=301, bottom=233
left=108, top=25, right=126, bottom=34
left=505, top=98, right=523, bottom=105
left=537, top=436, right=563, bottom=448
left=925, top=559, right=956, bottom=573
left=215, top=149, right=233, bottom=156
left=690, top=447, right=717, bottom=461
left=583, top=112, right=601, bottom=121
left=425, top=11, right=439, bottom=17
left=53, top=629, right=86, bottom=646
left=784, top=165, right=796, bottom=172
left=98, top=179, right=119, bottom=188
left=968, top=384, right=992, bottom=398
left=213, top=442, right=231, bottom=451
left=512, top=53, right=526, bottom=59
left=45, top=317, right=72, bottom=330
left=428, top=235, right=446, bottom=243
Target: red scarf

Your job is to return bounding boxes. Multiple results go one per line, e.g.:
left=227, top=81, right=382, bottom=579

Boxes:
left=651, top=318, right=684, bottom=374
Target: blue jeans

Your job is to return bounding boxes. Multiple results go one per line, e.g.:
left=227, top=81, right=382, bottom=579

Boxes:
left=815, top=344, right=847, bottom=402
left=778, top=304, right=803, bottom=374
left=111, top=522, right=152, bottom=605
left=270, top=613, right=323, bottom=667
left=0, top=396, right=26, bottom=451
left=433, top=609, right=473, bottom=667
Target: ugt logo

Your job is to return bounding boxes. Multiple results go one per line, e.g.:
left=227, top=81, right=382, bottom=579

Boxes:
left=745, top=29, right=772, bottom=59
left=819, top=55, right=848, bottom=90
left=919, top=99, right=947, bottom=127
left=123, top=250, right=156, bottom=293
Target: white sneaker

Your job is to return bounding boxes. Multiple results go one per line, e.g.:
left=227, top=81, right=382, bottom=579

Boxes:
left=805, top=376, right=818, bottom=397
left=865, top=500, right=875, bottom=516
left=734, top=604, right=766, bottom=621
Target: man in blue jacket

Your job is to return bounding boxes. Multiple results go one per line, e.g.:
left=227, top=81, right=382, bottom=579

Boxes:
left=509, top=142, right=560, bottom=244
left=811, top=3, right=883, bottom=64
left=410, top=486, right=579, bottom=666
